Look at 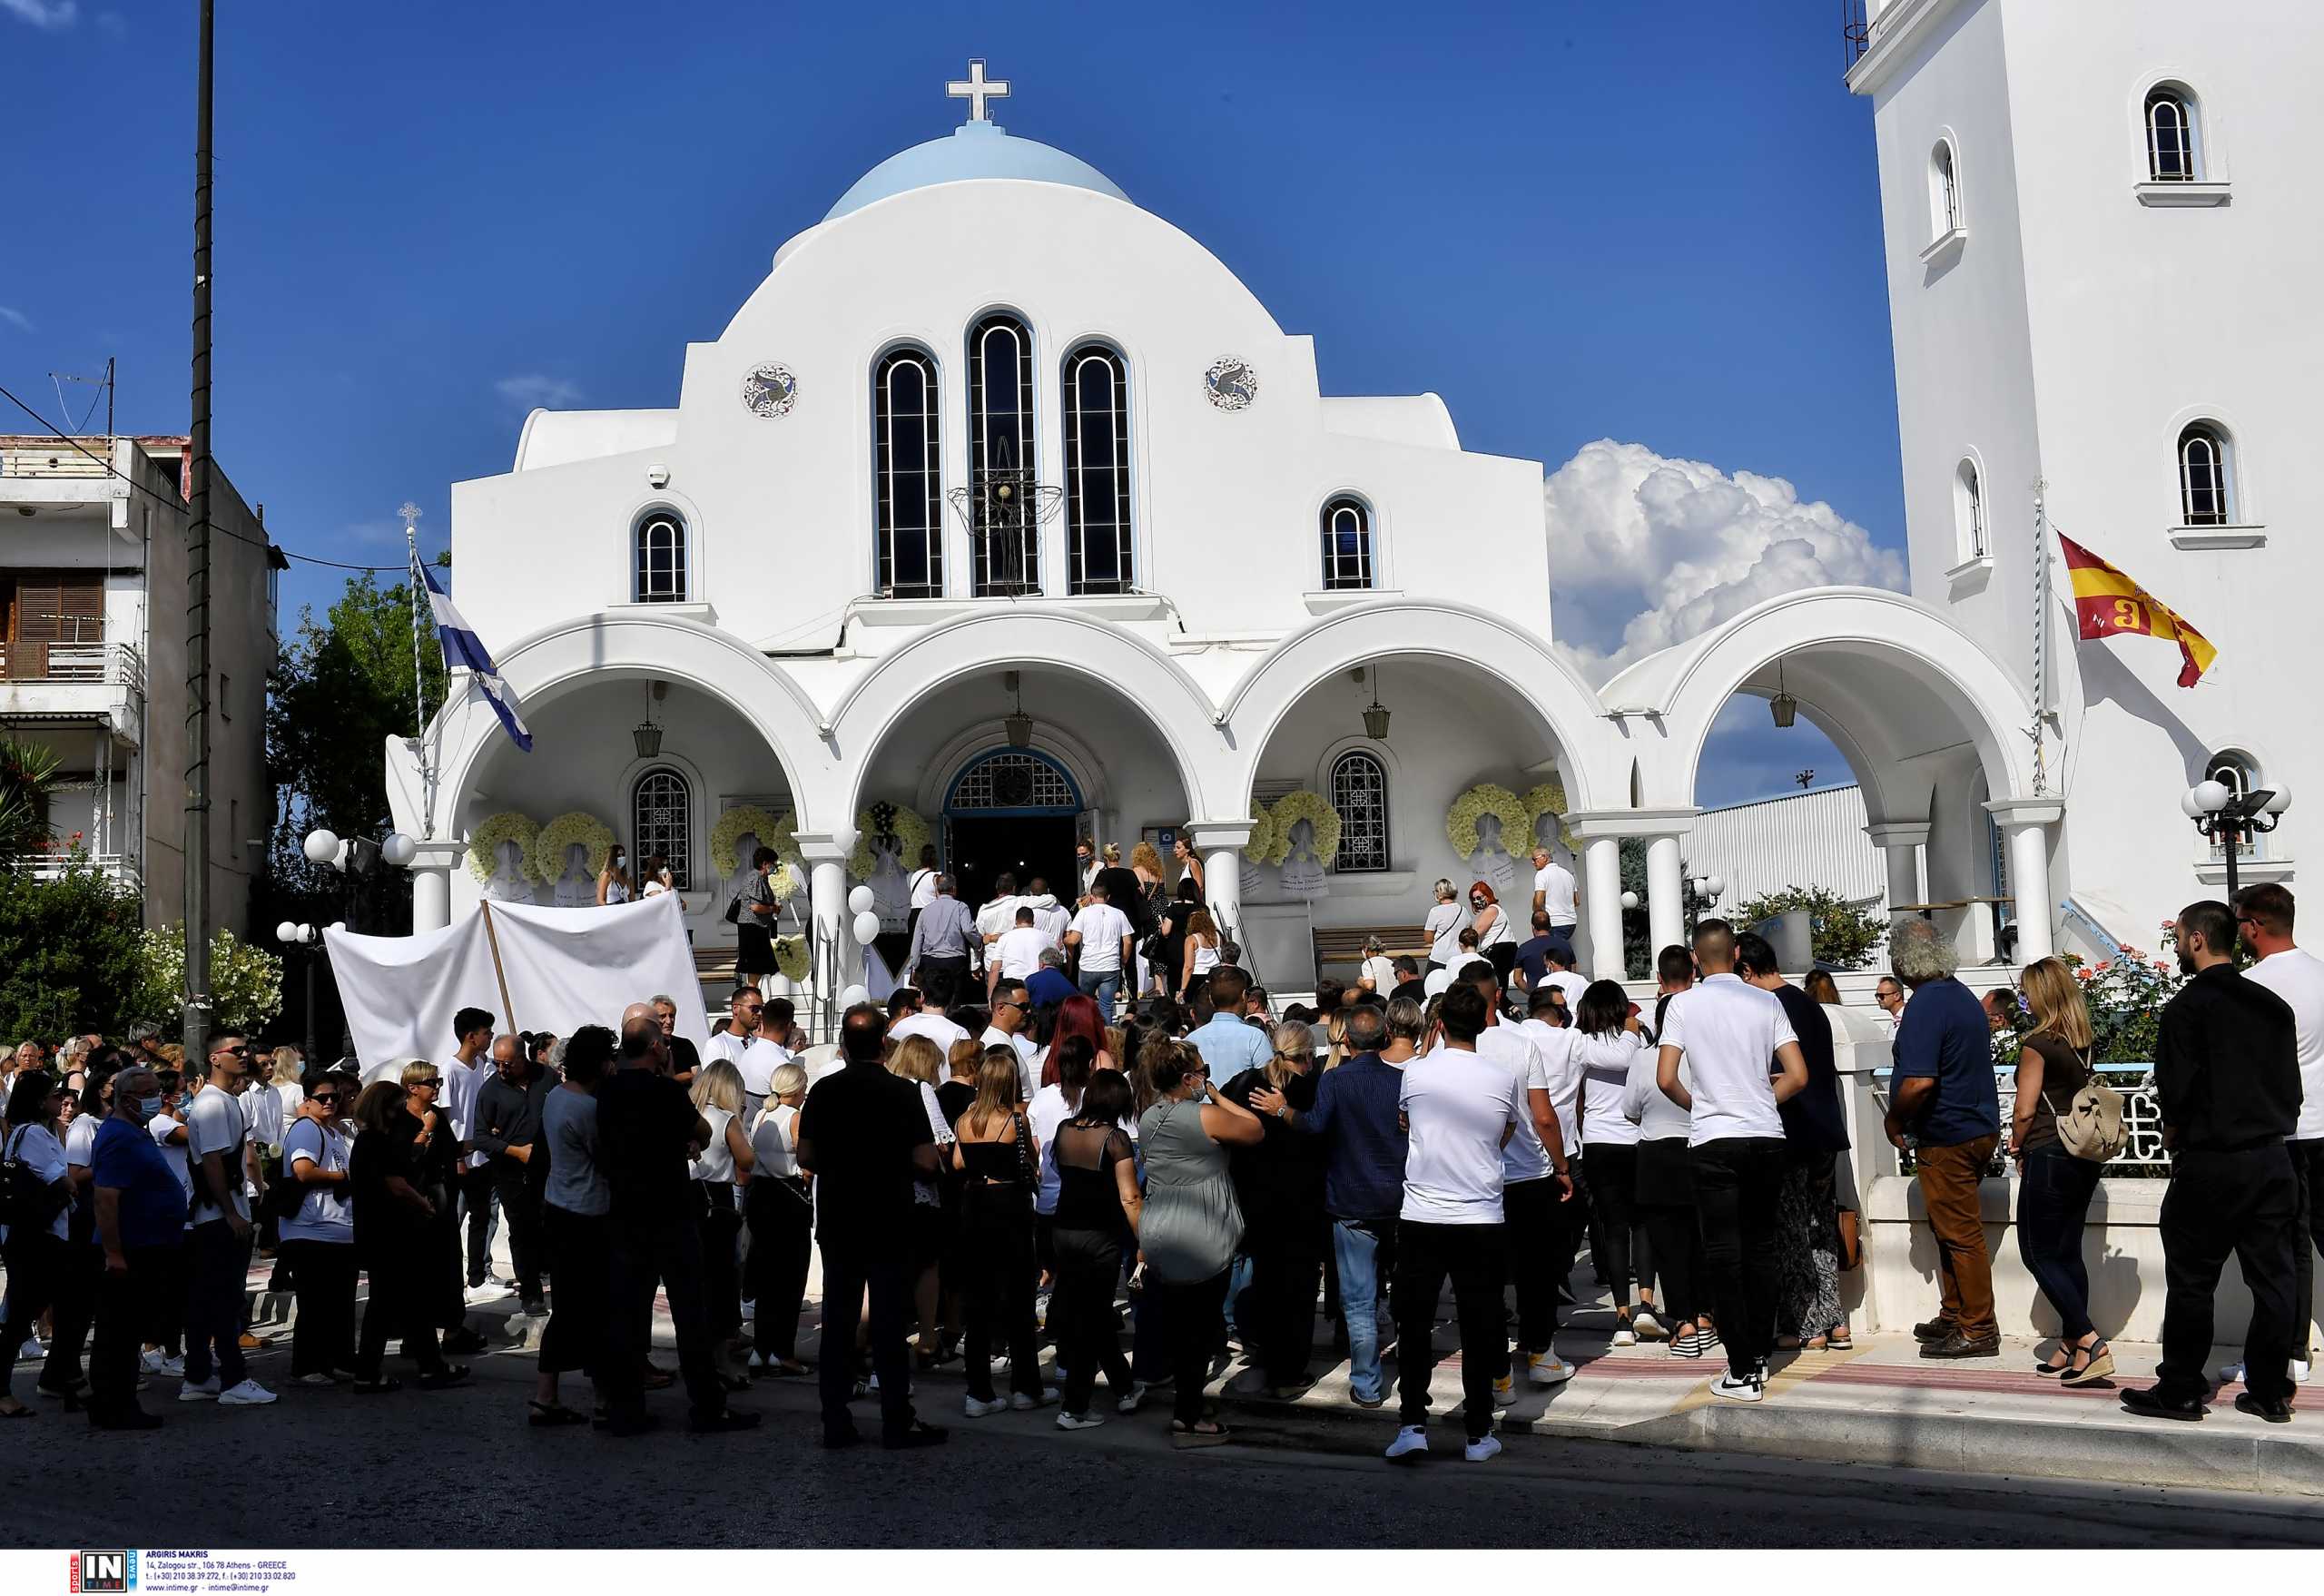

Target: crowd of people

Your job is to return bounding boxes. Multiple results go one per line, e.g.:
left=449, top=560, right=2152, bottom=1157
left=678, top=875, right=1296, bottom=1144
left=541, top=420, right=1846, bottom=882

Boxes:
left=2, top=878, right=2313, bottom=1448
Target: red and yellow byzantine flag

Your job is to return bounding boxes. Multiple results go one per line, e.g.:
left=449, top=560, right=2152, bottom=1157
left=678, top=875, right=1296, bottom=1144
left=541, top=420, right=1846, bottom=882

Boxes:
left=2056, top=531, right=2218, bottom=687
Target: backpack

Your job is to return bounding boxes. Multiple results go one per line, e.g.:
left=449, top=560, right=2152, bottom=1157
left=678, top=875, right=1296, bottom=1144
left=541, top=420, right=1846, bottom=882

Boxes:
left=0, top=1126, right=70, bottom=1232
left=2053, top=1049, right=2128, bottom=1163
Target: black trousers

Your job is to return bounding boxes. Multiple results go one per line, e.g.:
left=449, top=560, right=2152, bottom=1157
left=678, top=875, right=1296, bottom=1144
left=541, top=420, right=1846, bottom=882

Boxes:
left=1394, top=1218, right=1507, bottom=1439
left=281, top=1239, right=358, bottom=1376
left=1502, top=1177, right=1561, bottom=1354
left=2015, top=1146, right=2102, bottom=1343
left=603, top=1213, right=724, bottom=1422
left=491, top=1160, right=545, bottom=1303
left=1153, top=1269, right=1227, bottom=1425
left=744, top=1177, right=813, bottom=1362
left=88, top=1244, right=175, bottom=1418
left=2290, top=1138, right=2324, bottom=1360
left=1585, top=1144, right=1644, bottom=1307
left=355, top=1241, right=442, bottom=1380
left=150, top=1233, right=188, bottom=1355
left=1236, top=1217, right=1324, bottom=1385
left=537, top=1206, right=609, bottom=1376
left=458, top=1164, right=498, bottom=1288
left=698, top=1185, right=743, bottom=1341
left=960, top=1187, right=1043, bottom=1403
left=1051, top=1224, right=1131, bottom=1414
left=818, top=1237, right=918, bottom=1438
left=2158, top=1143, right=2302, bottom=1404
left=1638, top=1137, right=1701, bottom=1323
left=1691, top=1137, right=1785, bottom=1380
left=182, top=1217, right=251, bottom=1389
left=43, top=1231, right=96, bottom=1390
left=1, top=1230, right=65, bottom=1401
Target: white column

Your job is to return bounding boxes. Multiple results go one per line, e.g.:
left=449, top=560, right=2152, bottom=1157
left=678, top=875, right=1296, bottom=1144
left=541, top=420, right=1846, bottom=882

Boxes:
left=1646, top=834, right=1686, bottom=958
left=794, top=831, right=854, bottom=1039
left=1581, top=834, right=1625, bottom=981
left=1183, top=818, right=1256, bottom=950
left=408, top=841, right=463, bottom=933
left=1986, top=800, right=2064, bottom=962
left=1863, top=821, right=1930, bottom=914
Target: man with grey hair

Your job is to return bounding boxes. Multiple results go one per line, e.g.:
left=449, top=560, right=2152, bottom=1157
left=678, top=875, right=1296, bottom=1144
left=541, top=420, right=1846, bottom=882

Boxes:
left=1883, top=917, right=2004, bottom=1359
left=905, top=872, right=977, bottom=999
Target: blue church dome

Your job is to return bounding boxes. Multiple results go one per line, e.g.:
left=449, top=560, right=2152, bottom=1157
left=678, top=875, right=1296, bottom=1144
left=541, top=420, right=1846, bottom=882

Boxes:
left=823, top=122, right=1129, bottom=222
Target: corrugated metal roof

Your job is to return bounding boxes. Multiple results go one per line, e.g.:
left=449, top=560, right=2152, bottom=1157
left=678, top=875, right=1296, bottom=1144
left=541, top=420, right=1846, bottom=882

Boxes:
left=1689, top=783, right=1886, bottom=910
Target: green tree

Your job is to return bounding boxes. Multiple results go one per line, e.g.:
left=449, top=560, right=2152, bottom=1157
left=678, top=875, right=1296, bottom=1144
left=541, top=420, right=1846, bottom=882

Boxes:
left=0, top=734, right=63, bottom=865
left=1736, top=885, right=1886, bottom=970
left=0, top=862, right=149, bottom=1038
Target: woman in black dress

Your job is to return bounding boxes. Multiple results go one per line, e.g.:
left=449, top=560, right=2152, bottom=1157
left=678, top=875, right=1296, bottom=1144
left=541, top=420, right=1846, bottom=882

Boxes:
left=734, top=846, right=779, bottom=982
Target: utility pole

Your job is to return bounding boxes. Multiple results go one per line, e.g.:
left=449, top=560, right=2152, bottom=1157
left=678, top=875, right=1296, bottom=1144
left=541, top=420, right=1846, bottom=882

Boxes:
left=182, top=0, right=215, bottom=1059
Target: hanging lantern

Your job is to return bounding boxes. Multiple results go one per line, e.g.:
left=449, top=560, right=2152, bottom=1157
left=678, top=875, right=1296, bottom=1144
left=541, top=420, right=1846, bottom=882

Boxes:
left=1769, top=658, right=1797, bottom=729
left=634, top=679, right=667, bottom=757
left=1005, top=670, right=1033, bottom=747
left=1361, top=665, right=1391, bottom=741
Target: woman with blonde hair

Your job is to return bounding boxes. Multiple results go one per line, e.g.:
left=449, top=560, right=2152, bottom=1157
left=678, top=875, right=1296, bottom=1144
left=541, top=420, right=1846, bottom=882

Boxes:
left=952, top=1045, right=1049, bottom=1414
left=2013, top=955, right=2112, bottom=1384
left=688, top=1059, right=755, bottom=1350
left=887, top=1034, right=956, bottom=1367
left=744, top=1062, right=812, bottom=1377
left=596, top=840, right=634, bottom=906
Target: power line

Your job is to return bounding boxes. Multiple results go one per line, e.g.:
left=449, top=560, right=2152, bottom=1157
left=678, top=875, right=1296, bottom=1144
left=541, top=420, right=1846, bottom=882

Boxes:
left=0, top=379, right=416, bottom=573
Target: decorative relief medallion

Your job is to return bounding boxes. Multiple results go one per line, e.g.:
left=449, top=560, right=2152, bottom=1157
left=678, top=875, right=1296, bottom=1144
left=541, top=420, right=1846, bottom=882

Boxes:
left=1204, top=355, right=1257, bottom=411
left=741, top=362, right=798, bottom=418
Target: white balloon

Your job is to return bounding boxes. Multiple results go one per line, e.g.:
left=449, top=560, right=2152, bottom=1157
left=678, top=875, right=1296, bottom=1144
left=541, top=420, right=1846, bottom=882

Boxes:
left=847, top=884, right=875, bottom=916
left=839, top=983, right=871, bottom=1009
left=852, top=909, right=882, bottom=945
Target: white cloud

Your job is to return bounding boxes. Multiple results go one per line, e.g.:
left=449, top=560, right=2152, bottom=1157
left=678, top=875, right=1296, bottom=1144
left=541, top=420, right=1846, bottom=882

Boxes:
left=494, top=373, right=584, bottom=409
left=1544, top=438, right=1905, bottom=685
left=0, top=306, right=31, bottom=332
left=2, top=0, right=80, bottom=30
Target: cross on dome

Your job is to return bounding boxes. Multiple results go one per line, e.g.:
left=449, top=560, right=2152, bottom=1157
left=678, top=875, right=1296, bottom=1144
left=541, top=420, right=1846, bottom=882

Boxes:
left=946, top=58, right=1009, bottom=123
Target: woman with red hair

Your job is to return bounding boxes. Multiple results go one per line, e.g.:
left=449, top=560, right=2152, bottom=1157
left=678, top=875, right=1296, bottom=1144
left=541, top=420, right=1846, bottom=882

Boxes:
left=1469, top=881, right=1519, bottom=990
left=1039, top=994, right=1118, bottom=1089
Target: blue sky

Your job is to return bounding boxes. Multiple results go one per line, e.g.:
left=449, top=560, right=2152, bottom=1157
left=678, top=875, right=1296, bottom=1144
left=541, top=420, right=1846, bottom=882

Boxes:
left=1, top=0, right=1893, bottom=804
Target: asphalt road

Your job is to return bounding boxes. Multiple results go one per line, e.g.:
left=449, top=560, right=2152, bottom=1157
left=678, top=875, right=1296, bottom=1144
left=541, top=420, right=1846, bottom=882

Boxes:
left=5, top=1344, right=2321, bottom=1550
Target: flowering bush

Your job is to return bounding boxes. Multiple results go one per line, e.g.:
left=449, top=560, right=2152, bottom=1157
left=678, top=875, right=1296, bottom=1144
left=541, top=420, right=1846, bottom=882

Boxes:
left=2069, top=921, right=2216, bottom=1063
left=134, top=924, right=284, bottom=1037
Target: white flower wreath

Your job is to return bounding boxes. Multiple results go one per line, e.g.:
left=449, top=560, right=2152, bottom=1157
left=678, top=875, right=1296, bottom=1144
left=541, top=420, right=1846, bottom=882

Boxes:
left=1244, top=800, right=1281, bottom=870
left=773, top=936, right=810, bottom=983
left=710, top=804, right=802, bottom=898
left=466, top=811, right=541, bottom=884
left=1266, top=789, right=1342, bottom=869
left=851, top=803, right=931, bottom=882
left=530, top=810, right=615, bottom=886
left=1444, top=783, right=1531, bottom=860
left=1520, top=779, right=1578, bottom=855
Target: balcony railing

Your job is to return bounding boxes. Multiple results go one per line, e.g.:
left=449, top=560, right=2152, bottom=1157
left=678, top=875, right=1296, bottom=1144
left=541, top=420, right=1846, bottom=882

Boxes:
left=19, top=850, right=143, bottom=893
left=0, top=640, right=145, bottom=700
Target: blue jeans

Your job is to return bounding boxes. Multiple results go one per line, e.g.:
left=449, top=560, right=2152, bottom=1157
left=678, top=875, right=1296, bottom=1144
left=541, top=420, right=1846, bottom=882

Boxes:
left=1078, top=969, right=1122, bottom=1018
left=1332, top=1217, right=1395, bottom=1404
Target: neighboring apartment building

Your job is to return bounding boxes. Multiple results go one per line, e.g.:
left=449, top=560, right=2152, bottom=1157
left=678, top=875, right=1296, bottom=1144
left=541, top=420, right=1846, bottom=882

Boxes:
left=1, top=434, right=282, bottom=934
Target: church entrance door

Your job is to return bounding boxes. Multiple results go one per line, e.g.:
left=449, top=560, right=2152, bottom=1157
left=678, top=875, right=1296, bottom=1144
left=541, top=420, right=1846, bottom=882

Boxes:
left=942, top=748, right=1086, bottom=918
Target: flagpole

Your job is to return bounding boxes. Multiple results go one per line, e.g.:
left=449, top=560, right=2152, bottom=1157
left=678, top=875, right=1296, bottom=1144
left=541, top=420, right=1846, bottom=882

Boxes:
left=401, top=502, right=437, bottom=838
left=2030, top=479, right=2049, bottom=797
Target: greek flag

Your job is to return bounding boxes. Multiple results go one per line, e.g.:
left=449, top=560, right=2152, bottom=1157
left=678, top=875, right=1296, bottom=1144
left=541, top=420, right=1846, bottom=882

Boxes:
left=416, top=557, right=532, bottom=752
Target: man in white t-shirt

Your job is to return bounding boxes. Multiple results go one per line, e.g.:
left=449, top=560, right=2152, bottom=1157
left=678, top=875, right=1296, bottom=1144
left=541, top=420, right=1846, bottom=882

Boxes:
left=1531, top=845, right=1580, bottom=957
left=1655, top=921, right=1807, bottom=1402
left=1543, top=943, right=1590, bottom=1016
left=1465, top=966, right=1576, bottom=1394
left=1423, top=879, right=1466, bottom=971
left=1387, top=982, right=1521, bottom=1465
left=1027, top=878, right=1071, bottom=948
left=1066, top=881, right=1134, bottom=1020
left=980, top=977, right=1040, bottom=1101
left=438, top=1005, right=500, bottom=1296
left=2235, top=883, right=2324, bottom=1384
left=994, top=907, right=1051, bottom=982
left=891, top=979, right=971, bottom=1060
left=181, top=1032, right=276, bottom=1406
left=708, top=987, right=788, bottom=1106
left=1519, top=981, right=1592, bottom=1345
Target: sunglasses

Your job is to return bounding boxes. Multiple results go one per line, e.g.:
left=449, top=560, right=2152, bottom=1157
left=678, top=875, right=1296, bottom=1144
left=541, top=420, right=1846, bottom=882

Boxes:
left=411, top=1077, right=442, bottom=1088
left=309, top=1091, right=339, bottom=1104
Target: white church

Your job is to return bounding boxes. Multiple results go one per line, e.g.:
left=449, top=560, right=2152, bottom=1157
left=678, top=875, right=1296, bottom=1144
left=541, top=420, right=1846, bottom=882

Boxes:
left=383, top=5, right=2310, bottom=1006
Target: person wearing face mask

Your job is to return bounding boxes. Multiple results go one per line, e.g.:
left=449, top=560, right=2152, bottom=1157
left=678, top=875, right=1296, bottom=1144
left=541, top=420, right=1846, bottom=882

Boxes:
left=279, top=1072, right=360, bottom=1384
left=597, top=842, right=634, bottom=907
left=88, top=1065, right=186, bottom=1428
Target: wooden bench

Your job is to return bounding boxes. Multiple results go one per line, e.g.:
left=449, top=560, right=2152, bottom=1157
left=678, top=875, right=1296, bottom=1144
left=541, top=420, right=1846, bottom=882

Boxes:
left=1309, top=923, right=1431, bottom=986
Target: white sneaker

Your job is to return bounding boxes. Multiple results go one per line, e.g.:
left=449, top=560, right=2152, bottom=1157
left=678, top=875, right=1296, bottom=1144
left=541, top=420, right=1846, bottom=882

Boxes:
left=1384, top=1424, right=1430, bottom=1462
left=1490, top=1374, right=1514, bottom=1408
left=1116, top=1388, right=1144, bottom=1414
left=1634, top=1309, right=1665, bottom=1342
left=961, top=1394, right=1008, bottom=1418
left=2295, top=1359, right=2313, bottom=1384
left=178, top=1376, right=221, bottom=1403
left=1462, top=1433, right=1503, bottom=1463
left=1009, top=1387, right=1059, bottom=1411
left=746, top=1350, right=766, bottom=1371
left=739, top=1298, right=755, bottom=1322
left=141, top=1349, right=166, bottom=1374
left=1612, top=1326, right=1638, bottom=1348
left=219, top=1378, right=278, bottom=1406
left=463, top=1282, right=509, bottom=1305
left=1528, top=1351, right=1575, bottom=1386
left=1711, top=1370, right=1764, bottom=1404
left=158, top=1354, right=184, bottom=1377
left=1055, top=1410, right=1107, bottom=1431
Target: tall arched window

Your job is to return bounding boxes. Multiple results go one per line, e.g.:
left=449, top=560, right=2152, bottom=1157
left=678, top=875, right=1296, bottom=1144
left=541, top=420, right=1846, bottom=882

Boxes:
left=968, top=312, right=1038, bottom=595
left=2144, top=84, right=2200, bottom=181
left=2177, top=422, right=2234, bottom=526
left=873, top=346, right=943, bottom=596
left=1320, top=496, right=1374, bottom=590
left=1063, top=343, right=1134, bottom=595
left=632, top=767, right=692, bottom=889
left=1330, top=750, right=1390, bottom=873
left=1955, top=458, right=1987, bottom=560
left=1930, top=139, right=1961, bottom=237
left=633, top=509, right=686, bottom=603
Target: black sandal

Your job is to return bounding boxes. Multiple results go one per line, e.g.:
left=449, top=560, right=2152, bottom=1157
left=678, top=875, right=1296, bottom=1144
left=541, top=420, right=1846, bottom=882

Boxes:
left=528, top=1400, right=587, bottom=1426
left=1171, top=1419, right=1232, bottom=1448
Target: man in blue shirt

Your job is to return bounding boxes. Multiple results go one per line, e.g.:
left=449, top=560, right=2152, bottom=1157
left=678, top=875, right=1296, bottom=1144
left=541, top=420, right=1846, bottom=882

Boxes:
left=1025, top=947, right=1078, bottom=1011
left=1883, top=918, right=2004, bottom=1359
left=1187, top=968, right=1271, bottom=1085
left=1255, top=1003, right=1407, bottom=1405
left=89, top=1062, right=184, bottom=1429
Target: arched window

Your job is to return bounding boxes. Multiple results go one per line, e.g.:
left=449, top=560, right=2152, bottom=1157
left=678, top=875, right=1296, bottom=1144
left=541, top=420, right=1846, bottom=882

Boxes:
left=2177, top=423, right=2234, bottom=526
left=873, top=346, right=943, bottom=597
left=2144, top=84, right=2200, bottom=181
left=1954, top=458, right=1987, bottom=560
left=2205, top=749, right=2263, bottom=860
left=1320, top=496, right=1374, bottom=590
left=1329, top=750, right=1390, bottom=873
left=1063, top=343, right=1134, bottom=595
left=632, top=767, right=692, bottom=889
left=1930, top=139, right=1961, bottom=237
left=633, top=509, right=686, bottom=603
left=968, top=312, right=1038, bottom=595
